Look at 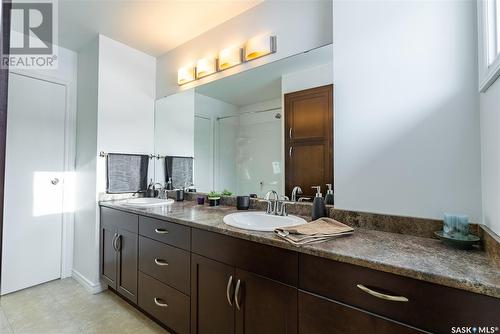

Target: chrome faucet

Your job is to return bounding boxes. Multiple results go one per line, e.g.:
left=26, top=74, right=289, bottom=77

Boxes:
left=264, top=190, right=292, bottom=216
left=154, top=183, right=168, bottom=199
left=291, top=186, right=303, bottom=202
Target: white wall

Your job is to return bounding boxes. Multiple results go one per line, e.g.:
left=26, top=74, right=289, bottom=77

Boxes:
left=333, top=0, right=482, bottom=222
left=480, top=77, right=500, bottom=234
left=237, top=99, right=282, bottom=197
left=96, top=35, right=156, bottom=194
left=156, top=0, right=333, bottom=98
left=282, top=62, right=333, bottom=94
left=193, top=93, right=239, bottom=191
left=154, top=90, right=195, bottom=185
left=74, top=38, right=99, bottom=287
left=74, top=35, right=157, bottom=289
left=155, top=90, right=195, bottom=157
left=97, top=35, right=156, bottom=155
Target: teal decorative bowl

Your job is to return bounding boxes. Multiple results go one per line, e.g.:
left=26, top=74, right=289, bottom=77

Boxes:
left=434, top=231, right=480, bottom=250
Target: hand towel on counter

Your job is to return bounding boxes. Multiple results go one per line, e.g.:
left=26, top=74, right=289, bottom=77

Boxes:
left=275, top=217, right=354, bottom=246
left=106, top=153, right=149, bottom=193
left=165, top=156, right=193, bottom=189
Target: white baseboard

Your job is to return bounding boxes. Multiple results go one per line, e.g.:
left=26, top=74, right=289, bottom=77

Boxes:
left=71, top=269, right=106, bottom=294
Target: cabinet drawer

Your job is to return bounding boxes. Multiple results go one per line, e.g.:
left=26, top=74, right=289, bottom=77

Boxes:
left=299, top=254, right=500, bottom=334
left=138, top=272, right=190, bottom=334
left=139, top=216, right=190, bottom=250
left=298, top=291, right=424, bottom=334
left=101, top=207, right=138, bottom=233
left=192, top=228, right=298, bottom=286
left=139, top=236, right=190, bottom=295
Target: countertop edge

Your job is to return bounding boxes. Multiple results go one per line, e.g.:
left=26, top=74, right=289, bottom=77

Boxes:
left=99, top=202, right=500, bottom=299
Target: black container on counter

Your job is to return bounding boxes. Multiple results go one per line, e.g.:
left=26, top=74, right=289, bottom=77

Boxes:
left=237, top=196, right=250, bottom=210
left=175, top=189, right=184, bottom=201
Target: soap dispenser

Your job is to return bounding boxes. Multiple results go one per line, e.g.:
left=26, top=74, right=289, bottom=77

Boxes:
left=311, top=186, right=327, bottom=220
left=325, top=184, right=334, bottom=205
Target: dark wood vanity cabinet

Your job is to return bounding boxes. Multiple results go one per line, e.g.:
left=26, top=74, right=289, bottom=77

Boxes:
left=100, top=207, right=138, bottom=304
left=191, top=253, right=298, bottom=334
left=100, top=206, right=500, bottom=334
left=191, top=229, right=298, bottom=334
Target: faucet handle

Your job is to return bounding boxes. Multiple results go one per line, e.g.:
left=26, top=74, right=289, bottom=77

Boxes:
left=278, top=201, right=294, bottom=216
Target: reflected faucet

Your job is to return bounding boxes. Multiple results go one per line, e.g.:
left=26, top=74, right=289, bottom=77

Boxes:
left=291, top=186, right=303, bottom=202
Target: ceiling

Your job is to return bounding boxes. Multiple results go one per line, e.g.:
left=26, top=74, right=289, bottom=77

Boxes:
left=53, top=0, right=262, bottom=56
left=195, top=44, right=333, bottom=107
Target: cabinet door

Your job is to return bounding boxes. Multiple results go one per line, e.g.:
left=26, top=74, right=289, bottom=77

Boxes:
left=101, top=225, right=117, bottom=289
left=235, top=269, right=297, bottom=334
left=116, top=228, right=138, bottom=304
left=191, top=254, right=235, bottom=334
left=298, top=291, right=424, bottom=334
left=284, top=85, right=333, bottom=198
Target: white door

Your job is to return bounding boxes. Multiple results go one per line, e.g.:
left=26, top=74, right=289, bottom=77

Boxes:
left=1, top=73, right=67, bottom=294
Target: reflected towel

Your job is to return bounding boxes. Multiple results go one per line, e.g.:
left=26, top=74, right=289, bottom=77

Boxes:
left=165, top=156, right=193, bottom=189
left=275, top=217, right=354, bottom=246
left=106, top=153, right=149, bottom=193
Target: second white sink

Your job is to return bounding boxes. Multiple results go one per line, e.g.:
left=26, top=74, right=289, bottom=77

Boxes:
left=122, top=198, right=174, bottom=208
left=223, top=211, right=307, bottom=232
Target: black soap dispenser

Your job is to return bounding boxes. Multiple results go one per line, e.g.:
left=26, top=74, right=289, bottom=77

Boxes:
left=325, top=184, right=334, bottom=205
left=311, top=186, right=327, bottom=220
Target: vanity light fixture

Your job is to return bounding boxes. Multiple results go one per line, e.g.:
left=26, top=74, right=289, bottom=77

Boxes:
left=177, top=65, right=196, bottom=85
left=176, top=35, right=277, bottom=85
left=196, top=57, right=216, bottom=78
left=244, top=34, right=277, bottom=61
left=218, top=46, right=242, bottom=71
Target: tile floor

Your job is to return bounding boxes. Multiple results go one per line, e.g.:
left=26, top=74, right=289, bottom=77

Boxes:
left=0, top=278, right=168, bottom=334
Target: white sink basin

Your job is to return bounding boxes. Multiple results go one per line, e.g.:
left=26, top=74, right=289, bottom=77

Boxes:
left=223, top=211, right=307, bottom=232
left=122, top=198, right=174, bottom=208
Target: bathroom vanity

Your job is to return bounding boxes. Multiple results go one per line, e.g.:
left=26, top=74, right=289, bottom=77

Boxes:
left=99, top=202, right=500, bottom=334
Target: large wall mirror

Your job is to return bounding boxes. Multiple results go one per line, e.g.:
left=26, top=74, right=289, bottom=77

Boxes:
left=154, top=44, right=333, bottom=199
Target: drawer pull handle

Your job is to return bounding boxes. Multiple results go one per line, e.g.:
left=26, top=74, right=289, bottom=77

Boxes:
left=153, top=298, right=168, bottom=307
left=154, top=259, right=169, bottom=266
left=226, top=275, right=234, bottom=306
left=235, top=279, right=242, bottom=311
left=356, top=284, right=409, bottom=302
left=154, top=228, right=169, bottom=234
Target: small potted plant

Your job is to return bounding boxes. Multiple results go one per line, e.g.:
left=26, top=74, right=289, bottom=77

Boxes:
left=222, top=189, right=233, bottom=196
left=208, top=191, right=221, bottom=206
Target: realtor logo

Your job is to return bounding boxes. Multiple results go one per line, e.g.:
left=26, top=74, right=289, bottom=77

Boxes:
left=1, top=0, right=58, bottom=69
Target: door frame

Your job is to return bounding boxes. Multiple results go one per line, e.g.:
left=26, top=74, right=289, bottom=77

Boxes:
left=0, top=0, right=12, bottom=289
left=7, top=69, right=77, bottom=279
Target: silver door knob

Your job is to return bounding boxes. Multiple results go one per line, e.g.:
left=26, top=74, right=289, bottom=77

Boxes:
left=51, top=178, right=60, bottom=185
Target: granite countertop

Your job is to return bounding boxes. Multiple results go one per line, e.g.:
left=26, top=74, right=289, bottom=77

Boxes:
left=100, top=200, right=500, bottom=299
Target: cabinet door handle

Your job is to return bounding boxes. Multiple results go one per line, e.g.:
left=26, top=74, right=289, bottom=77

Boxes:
left=154, top=228, right=169, bottom=234
left=112, top=233, right=118, bottom=251
left=153, top=297, right=168, bottom=307
left=289, top=147, right=293, bottom=157
left=115, top=234, right=122, bottom=251
left=234, top=279, right=242, bottom=311
left=289, top=128, right=292, bottom=139
left=356, top=284, right=409, bottom=302
left=226, top=275, right=234, bottom=306
left=154, top=259, right=169, bottom=266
